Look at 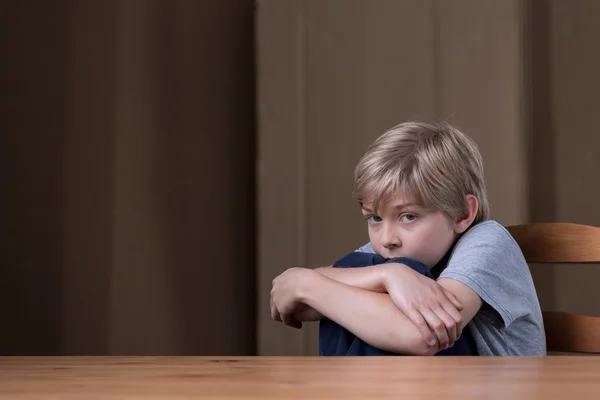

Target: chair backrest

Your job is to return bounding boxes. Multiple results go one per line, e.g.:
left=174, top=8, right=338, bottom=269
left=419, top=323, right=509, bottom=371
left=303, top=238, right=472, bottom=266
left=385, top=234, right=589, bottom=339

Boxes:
left=506, top=222, right=600, bottom=353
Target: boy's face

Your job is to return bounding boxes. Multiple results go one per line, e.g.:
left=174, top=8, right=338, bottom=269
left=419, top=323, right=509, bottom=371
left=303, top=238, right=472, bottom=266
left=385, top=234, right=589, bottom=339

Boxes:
left=361, top=192, right=459, bottom=268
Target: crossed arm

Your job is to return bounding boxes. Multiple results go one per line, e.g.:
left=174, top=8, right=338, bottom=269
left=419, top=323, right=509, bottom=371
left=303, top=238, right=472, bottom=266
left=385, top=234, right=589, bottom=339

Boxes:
left=270, top=263, right=482, bottom=355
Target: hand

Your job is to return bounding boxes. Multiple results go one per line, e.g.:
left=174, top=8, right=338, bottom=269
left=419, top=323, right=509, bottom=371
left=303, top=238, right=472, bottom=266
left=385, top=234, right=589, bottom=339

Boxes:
left=382, top=263, right=464, bottom=350
left=293, top=305, right=324, bottom=322
left=270, top=267, right=315, bottom=329
left=270, top=296, right=321, bottom=325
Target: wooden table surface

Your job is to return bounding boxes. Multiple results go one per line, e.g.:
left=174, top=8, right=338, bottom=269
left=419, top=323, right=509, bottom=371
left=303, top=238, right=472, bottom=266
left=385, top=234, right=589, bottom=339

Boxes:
left=1, top=356, right=600, bottom=399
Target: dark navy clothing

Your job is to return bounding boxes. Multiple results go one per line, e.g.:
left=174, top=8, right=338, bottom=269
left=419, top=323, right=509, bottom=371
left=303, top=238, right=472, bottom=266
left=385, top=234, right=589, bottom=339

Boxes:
left=318, top=252, right=478, bottom=356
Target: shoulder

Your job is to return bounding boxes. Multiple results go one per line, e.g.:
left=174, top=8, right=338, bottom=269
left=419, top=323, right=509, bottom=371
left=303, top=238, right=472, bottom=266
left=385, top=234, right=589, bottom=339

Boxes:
left=451, top=220, right=523, bottom=262
left=457, top=220, right=517, bottom=246
left=355, top=242, right=376, bottom=254
left=441, top=220, right=537, bottom=326
left=446, top=219, right=527, bottom=275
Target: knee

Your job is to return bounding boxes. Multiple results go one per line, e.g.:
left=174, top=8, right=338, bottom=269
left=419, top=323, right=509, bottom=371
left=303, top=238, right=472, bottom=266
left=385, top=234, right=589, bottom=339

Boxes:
left=332, top=252, right=387, bottom=268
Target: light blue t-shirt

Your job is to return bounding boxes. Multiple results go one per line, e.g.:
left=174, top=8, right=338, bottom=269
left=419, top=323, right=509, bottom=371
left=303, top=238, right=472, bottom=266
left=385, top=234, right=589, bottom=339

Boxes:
left=356, top=220, right=546, bottom=356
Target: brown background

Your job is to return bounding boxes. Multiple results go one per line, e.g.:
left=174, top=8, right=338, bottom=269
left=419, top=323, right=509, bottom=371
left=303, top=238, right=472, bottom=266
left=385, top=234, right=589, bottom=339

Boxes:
left=2, top=0, right=600, bottom=356
left=1, top=0, right=255, bottom=355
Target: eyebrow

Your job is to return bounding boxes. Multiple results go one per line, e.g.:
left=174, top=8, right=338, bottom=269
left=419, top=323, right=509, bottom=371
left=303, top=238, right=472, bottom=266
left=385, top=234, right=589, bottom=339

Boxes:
left=394, top=203, right=417, bottom=209
left=360, top=203, right=417, bottom=213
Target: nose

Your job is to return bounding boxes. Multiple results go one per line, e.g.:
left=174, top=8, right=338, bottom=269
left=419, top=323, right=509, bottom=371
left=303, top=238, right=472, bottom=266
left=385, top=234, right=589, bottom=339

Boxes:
left=381, top=222, right=401, bottom=249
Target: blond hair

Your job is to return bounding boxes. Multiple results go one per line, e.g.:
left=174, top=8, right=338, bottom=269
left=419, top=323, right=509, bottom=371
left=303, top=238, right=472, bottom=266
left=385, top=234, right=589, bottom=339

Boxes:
left=353, top=121, right=489, bottom=224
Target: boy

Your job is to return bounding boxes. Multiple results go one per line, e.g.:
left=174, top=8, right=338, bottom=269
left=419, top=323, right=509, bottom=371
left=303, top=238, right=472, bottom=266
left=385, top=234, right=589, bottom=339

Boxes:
left=318, top=251, right=478, bottom=356
left=270, top=121, right=546, bottom=356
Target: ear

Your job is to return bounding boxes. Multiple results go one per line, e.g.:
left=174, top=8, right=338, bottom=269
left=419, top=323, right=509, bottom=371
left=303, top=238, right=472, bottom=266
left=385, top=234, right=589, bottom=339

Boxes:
left=454, top=194, right=479, bottom=234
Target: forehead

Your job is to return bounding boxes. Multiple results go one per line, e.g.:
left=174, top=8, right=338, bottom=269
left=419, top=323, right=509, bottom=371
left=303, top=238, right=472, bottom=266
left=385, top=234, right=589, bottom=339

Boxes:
left=360, top=191, right=421, bottom=211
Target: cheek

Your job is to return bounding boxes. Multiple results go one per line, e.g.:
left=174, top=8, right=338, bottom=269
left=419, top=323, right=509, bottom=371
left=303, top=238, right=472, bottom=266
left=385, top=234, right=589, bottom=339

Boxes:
left=409, top=227, right=454, bottom=259
left=367, top=226, right=386, bottom=251
left=425, top=229, right=456, bottom=258
left=367, top=225, right=378, bottom=242
left=423, top=228, right=452, bottom=250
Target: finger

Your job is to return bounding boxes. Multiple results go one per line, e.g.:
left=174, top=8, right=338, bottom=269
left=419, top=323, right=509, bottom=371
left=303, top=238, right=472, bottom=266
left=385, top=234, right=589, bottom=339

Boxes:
left=407, top=308, right=437, bottom=347
left=440, top=300, right=463, bottom=341
left=282, top=313, right=302, bottom=329
left=272, top=307, right=282, bottom=322
left=270, top=298, right=282, bottom=322
left=443, top=288, right=463, bottom=311
left=441, top=289, right=464, bottom=325
left=431, top=307, right=459, bottom=347
left=420, top=308, right=449, bottom=350
left=271, top=304, right=281, bottom=322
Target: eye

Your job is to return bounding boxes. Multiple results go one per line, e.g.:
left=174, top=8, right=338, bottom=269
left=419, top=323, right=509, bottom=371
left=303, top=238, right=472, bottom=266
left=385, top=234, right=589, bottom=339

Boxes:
left=400, top=214, right=417, bottom=223
left=367, top=215, right=382, bottom=224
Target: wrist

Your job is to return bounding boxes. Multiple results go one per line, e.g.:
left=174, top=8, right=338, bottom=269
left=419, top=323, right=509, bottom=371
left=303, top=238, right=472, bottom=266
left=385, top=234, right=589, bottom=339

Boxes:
left=381, top=263, right=396, bottom=288
left=296, top=268, right=319, bottom=303
left=381, top=262, right=412, bottom=286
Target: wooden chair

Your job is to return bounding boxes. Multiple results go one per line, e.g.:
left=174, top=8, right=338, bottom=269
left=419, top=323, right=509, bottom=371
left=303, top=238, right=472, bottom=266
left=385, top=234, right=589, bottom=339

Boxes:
left=506, top=222, right=600, bottom=353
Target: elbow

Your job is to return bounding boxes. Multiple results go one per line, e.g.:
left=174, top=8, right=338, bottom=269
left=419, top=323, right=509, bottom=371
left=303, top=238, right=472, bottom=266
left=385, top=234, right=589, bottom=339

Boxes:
left=407, top=335, right=439, bottom=356
left=414, top=341, right=439, bottom=356
left=385, top=331, right=439, bottom=356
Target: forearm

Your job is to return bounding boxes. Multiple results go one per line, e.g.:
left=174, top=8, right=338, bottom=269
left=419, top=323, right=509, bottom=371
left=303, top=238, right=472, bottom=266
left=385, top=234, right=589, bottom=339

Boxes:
left=314, top=265, right=387, bottom=292
left=294, top=265, right=386, bottom=322
left=296, top=263, right=387, bottom=322
left=300, top=272, right=437, bottom=355
left=294, top=306, right=324, bottom=322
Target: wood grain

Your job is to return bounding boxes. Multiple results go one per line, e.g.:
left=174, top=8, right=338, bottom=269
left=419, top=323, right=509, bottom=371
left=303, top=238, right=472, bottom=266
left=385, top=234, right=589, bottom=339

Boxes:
left=1, top=356, right=600, bottom=399
left=506, top=222, right=600, bottom=263
left=543, top=311, right=600, bottom=353
left=506, top=222, right=600, bottom=353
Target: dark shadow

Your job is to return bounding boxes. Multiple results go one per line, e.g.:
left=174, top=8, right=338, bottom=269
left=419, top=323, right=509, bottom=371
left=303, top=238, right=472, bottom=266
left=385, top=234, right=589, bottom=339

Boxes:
left=0, top=1, right=66, bottom=354
left=523, top=0, right=556, bottom=310
left=155, top=0, right=257, bottom=355
left=59, top=0, right=117, bottom=355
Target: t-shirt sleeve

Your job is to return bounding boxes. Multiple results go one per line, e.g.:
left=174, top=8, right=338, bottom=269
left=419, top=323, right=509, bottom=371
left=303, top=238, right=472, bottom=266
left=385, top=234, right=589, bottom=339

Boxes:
left=355, top=242, right=376, bottom=253
left=438, top=221, right=536, bottom=328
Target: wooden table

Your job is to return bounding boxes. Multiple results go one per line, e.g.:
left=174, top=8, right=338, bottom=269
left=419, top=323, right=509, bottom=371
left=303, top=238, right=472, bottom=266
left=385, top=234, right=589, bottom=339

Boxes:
left=1, top=356, right=600, bottom=399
